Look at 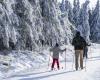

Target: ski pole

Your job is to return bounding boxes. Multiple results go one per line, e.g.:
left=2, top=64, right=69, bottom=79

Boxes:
left=90, top=46, right=92, bottom=58
left=72, top=54, right=74, bottom=70
left=65, top=50, right=66, bottom=69
left=48, top=52, right=51, bottom=69
left=85, top=57, right=87, bottom=71
left=89, top=44, right=92, bottom=58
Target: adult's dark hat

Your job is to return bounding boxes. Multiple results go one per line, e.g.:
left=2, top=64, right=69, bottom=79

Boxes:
left=76, top=31, right=80, bottom=36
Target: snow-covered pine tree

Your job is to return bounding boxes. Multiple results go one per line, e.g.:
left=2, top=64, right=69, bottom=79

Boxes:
left=0, top=0, right=17, bottom=50
left=40, top=0, right=73, bottom=46
left=78, top=0, right=90, bottom=42
left=14, top=0, right=44, bottom=50
left=73, top=0, right=80, bottom=27
left=60, top=0, right=74, bottom=23
left=64, top=0, right=74, bottom=23
left=60, top=0, right=65, bottom=12
left=90, top=0, right=100, bottom=42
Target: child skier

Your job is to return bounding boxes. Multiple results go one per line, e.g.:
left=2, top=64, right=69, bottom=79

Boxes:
left=50, top=43, right=66, bottom=70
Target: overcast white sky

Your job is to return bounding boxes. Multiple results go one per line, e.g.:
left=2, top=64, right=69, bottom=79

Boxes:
left=57, top=0, right=97, bottom=8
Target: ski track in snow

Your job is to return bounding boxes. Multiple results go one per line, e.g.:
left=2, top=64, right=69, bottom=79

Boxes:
left=2, top=44, right=100, bottom=80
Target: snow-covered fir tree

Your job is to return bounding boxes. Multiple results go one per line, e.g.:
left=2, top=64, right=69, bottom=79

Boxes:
left=60, top=0, right=65, bottom=12
left=90, top=0, right=100, bottom=42
left=77, top=0, right=90, bottom=42
left=40, top=0, right=74, bottom=46
left=73, top=0, right=80, bottom=27
left=60, top=0, right=74, bottom=23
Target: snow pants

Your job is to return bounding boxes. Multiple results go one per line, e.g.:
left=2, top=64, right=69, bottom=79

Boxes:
left=75, top=50, right=83, bottom=70
left=51, top=58, right=59, bottom=69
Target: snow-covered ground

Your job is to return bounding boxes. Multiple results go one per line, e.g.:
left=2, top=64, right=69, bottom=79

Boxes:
left=1, top=43, right=100, bottom=80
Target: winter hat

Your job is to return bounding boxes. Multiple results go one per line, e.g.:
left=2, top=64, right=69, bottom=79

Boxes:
left=76, top=31, right=80, bottom=36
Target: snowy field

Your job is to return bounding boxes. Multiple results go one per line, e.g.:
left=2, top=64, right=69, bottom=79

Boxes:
left=0, top=43, right=100, bottom=80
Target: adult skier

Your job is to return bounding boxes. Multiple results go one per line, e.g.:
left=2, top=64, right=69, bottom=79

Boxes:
left=72, top=31, right=87, bottom=70
left=50, top=43, right=66, bottom=70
